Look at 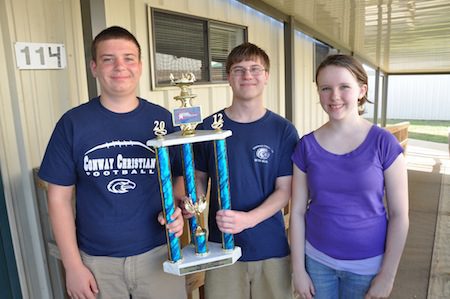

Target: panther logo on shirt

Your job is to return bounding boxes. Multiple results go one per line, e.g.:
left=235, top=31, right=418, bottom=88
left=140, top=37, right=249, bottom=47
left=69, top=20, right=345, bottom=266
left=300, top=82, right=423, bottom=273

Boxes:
left=253, top=145, right=273, bottom=164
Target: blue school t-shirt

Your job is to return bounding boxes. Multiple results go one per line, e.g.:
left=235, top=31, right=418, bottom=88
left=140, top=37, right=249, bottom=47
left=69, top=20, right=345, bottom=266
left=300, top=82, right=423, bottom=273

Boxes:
left=195, top=109, right=299, bottom=261
left=39, top=97, right=180, bottom=257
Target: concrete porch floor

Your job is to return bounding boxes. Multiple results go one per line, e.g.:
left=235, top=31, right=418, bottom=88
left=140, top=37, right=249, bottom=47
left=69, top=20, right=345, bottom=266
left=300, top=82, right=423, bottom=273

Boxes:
left=391, top=139, right=450, bottom=299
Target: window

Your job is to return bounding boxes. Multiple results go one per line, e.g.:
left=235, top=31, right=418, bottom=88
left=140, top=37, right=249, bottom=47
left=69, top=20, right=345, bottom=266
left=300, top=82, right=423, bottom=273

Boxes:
left=151, top=9, right=246, bottom=87
left=313, top=40, right=338, bottom=81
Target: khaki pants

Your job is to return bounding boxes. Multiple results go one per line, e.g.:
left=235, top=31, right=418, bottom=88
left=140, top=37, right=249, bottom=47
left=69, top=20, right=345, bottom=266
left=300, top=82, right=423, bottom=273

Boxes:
left=81, top=245, right=186, bottom=299
left=204, top=256, right=293, bottom=299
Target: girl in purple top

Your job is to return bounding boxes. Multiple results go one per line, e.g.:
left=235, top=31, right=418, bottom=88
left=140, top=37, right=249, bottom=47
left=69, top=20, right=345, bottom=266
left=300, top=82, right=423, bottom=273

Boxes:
left=290, top=54, right=409, bottom=299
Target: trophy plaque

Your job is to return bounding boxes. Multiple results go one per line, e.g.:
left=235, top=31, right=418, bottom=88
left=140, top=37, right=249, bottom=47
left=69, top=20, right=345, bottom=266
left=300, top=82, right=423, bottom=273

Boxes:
left=147, top=73, right=241, bottom=276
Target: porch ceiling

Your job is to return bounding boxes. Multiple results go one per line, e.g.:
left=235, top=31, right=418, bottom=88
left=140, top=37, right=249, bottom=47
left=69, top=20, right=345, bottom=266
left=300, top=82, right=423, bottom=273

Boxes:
left=239, top=0, right=450, bottom=74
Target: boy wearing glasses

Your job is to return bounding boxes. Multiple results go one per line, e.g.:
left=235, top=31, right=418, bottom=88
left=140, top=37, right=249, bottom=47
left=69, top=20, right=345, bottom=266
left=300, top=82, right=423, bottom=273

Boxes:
left=194, top=43, right=298, bottom=298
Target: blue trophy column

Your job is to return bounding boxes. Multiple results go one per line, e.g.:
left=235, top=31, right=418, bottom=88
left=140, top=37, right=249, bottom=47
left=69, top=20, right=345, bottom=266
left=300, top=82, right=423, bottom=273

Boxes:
left=214, top=139, right=234, bottom=251
left=182, top=143, right=208, bottom=255
left=156, top=146, right=182, bottom=262
left=181, top=144, right=198, bottom=241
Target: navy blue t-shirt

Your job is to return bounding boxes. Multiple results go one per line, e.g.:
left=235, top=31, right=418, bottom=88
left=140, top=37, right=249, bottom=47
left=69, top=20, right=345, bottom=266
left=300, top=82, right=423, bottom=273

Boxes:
left=195, top=109, right=299, bottom=261
left=39, top=97, right=180, bottom=257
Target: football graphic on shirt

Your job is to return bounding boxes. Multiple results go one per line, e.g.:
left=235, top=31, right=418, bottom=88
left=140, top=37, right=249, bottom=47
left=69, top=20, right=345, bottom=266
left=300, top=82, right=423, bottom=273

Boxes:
left=83, top=140, right=157, bottom=194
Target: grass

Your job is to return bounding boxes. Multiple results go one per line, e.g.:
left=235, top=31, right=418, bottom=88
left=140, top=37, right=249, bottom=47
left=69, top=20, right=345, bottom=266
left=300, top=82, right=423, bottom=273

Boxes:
left=386, top=119, right=450, bottom=144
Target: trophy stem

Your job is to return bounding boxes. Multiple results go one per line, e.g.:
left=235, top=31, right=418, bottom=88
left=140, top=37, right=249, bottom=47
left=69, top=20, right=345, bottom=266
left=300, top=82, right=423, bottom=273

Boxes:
left=181, top=143, right=199, bottom=243
left=214, top=139, right=235, bottom=251
left=194, top=227, right=208, bottom=255
left=155, top=146, right=182, bottom=262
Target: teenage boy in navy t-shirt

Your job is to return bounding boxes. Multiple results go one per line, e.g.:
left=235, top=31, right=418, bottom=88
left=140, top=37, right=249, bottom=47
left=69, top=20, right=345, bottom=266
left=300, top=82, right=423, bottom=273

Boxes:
left=194, top=42, right=299, bottom=299
left=39, top=26, right=186, bottom=299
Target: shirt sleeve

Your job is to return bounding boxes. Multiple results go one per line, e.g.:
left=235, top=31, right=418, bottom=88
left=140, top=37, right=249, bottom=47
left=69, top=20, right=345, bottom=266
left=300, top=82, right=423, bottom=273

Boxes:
left=277, top=123, right=299, bottom=177
left=291, top=135, right=308, bottom=173
left=38, top=114, right=77, bottom=186
left=379, top=129, right=404, bottom=170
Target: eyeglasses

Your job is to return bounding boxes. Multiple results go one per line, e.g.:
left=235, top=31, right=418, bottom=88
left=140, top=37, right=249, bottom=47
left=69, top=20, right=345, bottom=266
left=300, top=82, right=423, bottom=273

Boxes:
left=230, top=66, right=266, bottom=77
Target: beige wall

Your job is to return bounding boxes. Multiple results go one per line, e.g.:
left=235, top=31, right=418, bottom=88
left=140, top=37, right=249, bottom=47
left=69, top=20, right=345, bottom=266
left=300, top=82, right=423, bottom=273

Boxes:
left=102, top=0, right=325, bottom=131
left=102, top=0, right=284, bottom=117
left=0, top=0, right=87, bottom=297
left=293, top=31, right=328, bottom=135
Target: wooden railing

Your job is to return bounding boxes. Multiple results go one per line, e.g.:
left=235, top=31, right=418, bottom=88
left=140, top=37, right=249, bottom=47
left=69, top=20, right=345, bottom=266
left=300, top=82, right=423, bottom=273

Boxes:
left=385, top=121, right=410, bottom=150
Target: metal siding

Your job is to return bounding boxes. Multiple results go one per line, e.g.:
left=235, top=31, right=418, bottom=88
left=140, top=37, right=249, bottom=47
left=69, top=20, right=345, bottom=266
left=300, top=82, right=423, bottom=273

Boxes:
left=104, top=0, right=285, bottom=118
left=0, top=7, right=29, bottom=298
left=105, top=0, right=132, bottom=28
left=246, top=12, right=284, bottom=115
left=0, top=0, right=87, bottom=297
left=387, top=75, right=450, bottom=120
left=293, top=31, right=328, bottom=136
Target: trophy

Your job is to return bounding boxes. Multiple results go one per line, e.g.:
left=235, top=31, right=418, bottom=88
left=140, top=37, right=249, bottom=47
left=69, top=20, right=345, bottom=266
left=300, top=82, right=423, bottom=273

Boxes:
left=147, top=73, right=241, bottom=276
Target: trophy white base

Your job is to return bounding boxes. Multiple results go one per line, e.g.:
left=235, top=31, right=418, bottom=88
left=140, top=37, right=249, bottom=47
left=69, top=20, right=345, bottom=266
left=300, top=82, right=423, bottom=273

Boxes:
left=163, top=242, right=241, bottom=276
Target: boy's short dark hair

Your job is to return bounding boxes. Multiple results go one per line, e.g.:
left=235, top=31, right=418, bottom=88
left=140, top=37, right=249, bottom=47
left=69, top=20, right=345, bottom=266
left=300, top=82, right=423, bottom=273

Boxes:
left=226, top=42, right=270, bottom=74
left=91, top=26, right=141, bottom=61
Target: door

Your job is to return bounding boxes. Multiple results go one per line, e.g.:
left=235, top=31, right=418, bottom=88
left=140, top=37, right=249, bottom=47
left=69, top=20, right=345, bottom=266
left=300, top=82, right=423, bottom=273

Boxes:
left=0, top=168, right=22, bottom=299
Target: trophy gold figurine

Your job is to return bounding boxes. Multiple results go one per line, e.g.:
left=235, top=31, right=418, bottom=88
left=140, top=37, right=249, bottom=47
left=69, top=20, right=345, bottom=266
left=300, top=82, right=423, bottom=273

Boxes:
left=184, top=195, right=208, bottom=255
left=147, top=73, right=241, bottom=276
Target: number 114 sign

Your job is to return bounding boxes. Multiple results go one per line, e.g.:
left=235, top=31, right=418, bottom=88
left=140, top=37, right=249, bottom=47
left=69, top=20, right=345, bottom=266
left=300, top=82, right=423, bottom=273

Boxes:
left=15, top=42, right=67, bottom=70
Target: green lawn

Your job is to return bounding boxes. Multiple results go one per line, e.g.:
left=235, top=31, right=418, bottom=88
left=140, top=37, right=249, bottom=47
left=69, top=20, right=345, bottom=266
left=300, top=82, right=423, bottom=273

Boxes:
left=387, top=119, right=450, bottom=144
